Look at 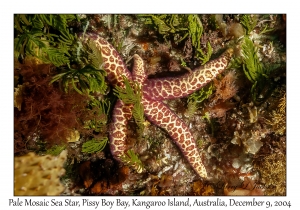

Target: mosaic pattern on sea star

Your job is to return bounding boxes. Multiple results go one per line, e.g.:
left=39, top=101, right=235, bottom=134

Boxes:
left=143, top=54, right=233, bottom=100
left=80, top=34, right=233, bottom=178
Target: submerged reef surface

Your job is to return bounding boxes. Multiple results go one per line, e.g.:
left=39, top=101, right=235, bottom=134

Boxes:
left=14, top=14, right=286, bottom=196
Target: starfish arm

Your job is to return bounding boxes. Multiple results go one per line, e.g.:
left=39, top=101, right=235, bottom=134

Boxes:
left=142, top=97, right=207, bottom=178
left=143, top=48, right=234, bottom=101
left=132, top=54, right=147, bottom=84
left=80, top=35, right=135, bottom=161
left=80, top=34, right=132, bottom=87
left=109, top=99, right=133, bottom=161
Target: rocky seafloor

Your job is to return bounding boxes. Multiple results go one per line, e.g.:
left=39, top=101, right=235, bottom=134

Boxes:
left=14, top=14, right=286, bottom=196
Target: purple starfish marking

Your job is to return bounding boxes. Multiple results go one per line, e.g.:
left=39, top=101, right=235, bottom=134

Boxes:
left=80, top=34, right=233, bottom=178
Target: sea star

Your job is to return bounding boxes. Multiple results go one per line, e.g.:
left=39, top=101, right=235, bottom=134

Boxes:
left=80, top=33, right=233, bottom=178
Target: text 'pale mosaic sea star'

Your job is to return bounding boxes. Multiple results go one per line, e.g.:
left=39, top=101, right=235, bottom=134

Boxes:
left=80, top=33, right=233, bottom=178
